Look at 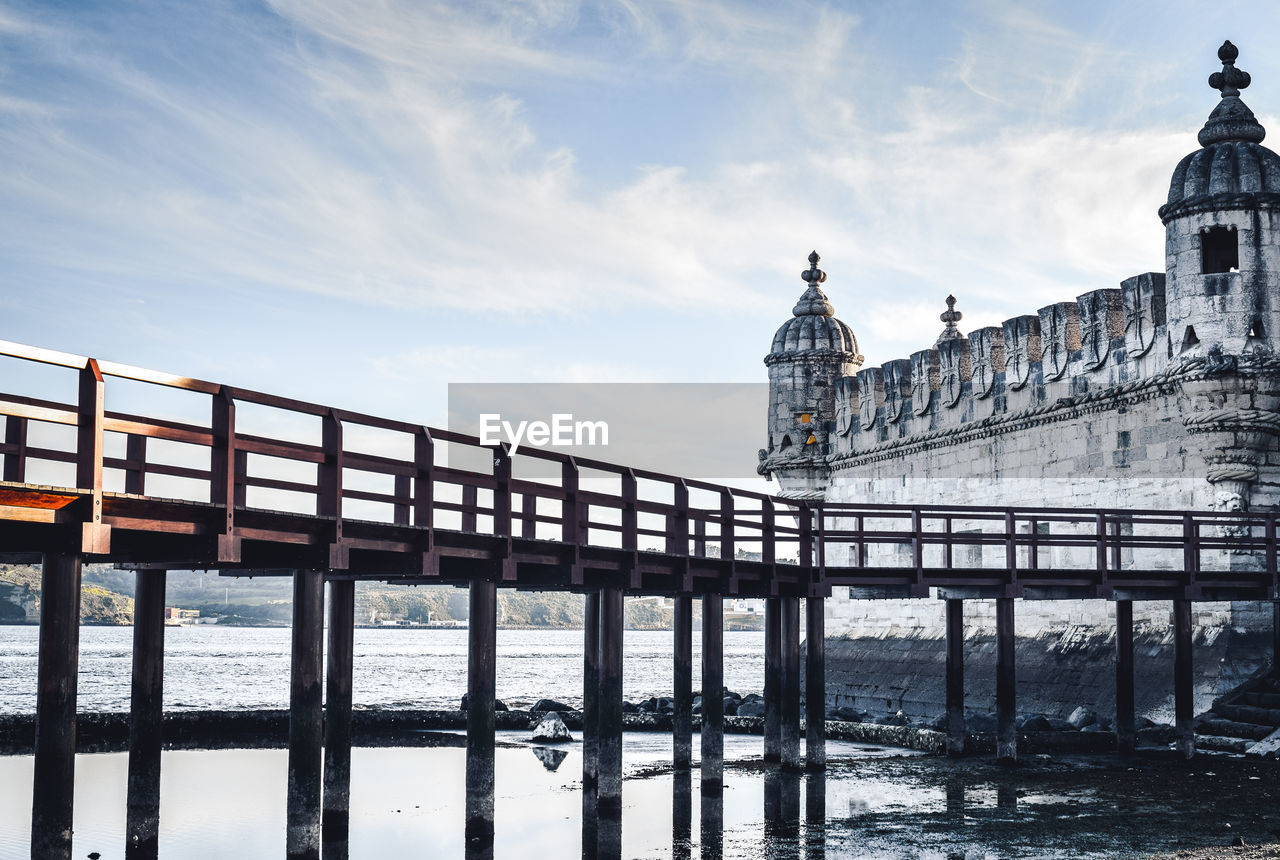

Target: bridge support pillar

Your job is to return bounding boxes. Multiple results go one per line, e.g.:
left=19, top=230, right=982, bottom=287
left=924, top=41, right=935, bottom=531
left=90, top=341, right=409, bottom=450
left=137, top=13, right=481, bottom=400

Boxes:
left=323, top=578, right=355, bottom=842
left=466, top=578, right=498, bottom=846
left=805, top=596, right=825, bottom=771
left=32, top=551, right=82, bottom=860
left=1115, top=599, right=1136, bottom=755
left=945, top=599, right=965, bottom=756
left=701, top=594, right=724, bottom=793
left=995, top=597, right=1016, bottom=764
left=763, top=597, right=781, bottom=763
left=673, top=594, right=693, bottom=771
left=287, top=569, right=324, bottom=860
left=582, top=589, right=601, bottom=793
left=1174, top=597, right=1195, bottom=759
left=126, top=568, right=166, bottom=859
left=780, top=596, right=802, bottom=770
left=1272, top=601, right=1280, bottom=674
left=598, top=586, right=624, bottom=815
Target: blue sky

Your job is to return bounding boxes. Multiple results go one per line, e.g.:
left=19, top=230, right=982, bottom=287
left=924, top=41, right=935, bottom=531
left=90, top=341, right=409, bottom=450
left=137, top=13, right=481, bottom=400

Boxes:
left=2, top=0, right=1279, bottom=429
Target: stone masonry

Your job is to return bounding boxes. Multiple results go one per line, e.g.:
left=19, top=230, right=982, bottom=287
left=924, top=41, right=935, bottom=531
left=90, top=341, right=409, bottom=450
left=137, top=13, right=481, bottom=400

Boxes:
left=760, top=42, right=1280, bottom=719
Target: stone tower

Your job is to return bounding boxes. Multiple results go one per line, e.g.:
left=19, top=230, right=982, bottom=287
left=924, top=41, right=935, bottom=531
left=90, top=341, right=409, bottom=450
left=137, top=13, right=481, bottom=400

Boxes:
left=1161, top=41, right=1280, bottom=360
left=758, top=251, right=863, bottom=498
left=1162, top=42, right=1280, bottom=515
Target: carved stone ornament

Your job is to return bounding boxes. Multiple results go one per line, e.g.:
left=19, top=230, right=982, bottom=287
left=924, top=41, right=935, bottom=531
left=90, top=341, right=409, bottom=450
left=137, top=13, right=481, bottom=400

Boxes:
left=968, top=327, right=1004, bottom=399
left=1121, top=273, right=1166, bottom=359
left=834, top=376, right=856, bottom=437
left=937, top=338, right=971, bottom=408
left=1037, top=302, right=1080, bottom=382
left=856, top=367, right=884, bottom=430
left=1002, top=315, right=1042, bottom=391
left=1077, top=288, right=1123, bottom=370
left=910, top=349, right=939, bottom=417
left=882, top=359, right=911, bottom=424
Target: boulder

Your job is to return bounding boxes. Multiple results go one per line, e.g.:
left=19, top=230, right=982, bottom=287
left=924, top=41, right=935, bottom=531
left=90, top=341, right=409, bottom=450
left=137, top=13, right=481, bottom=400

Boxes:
left=459, top=694, right=507, bottom=712
left=1080, top=722, right=1108, bottom=734
left=736, top=700, right=766, bottom=718
left=967, top=712, right=997, bottom=733
left=829, top=706, right=864, bottom=723
left=531, top=699, right=573, bottom=713
left=1067, top=707, right=1099, bottom=729
left=741, top=693, right=765, bottom=705
left=926, top=714, right=948, bottom=732
left=1021, top=715, right=1052, bottom=732
left=622, top=701, right=639, bottom=714
left=722, top=698, right=738, bottom=716
left=531, top=712, right=573, bottom=743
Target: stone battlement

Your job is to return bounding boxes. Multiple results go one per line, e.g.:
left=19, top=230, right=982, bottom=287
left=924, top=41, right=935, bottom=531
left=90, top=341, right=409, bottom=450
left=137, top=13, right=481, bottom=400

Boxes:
left=833, top=274, right=1175, bottom=463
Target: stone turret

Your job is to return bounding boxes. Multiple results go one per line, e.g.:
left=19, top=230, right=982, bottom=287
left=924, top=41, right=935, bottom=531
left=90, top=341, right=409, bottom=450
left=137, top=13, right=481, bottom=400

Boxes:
left=758, top=251, right=863, bottom=498
left=1160, top=41, right=1280, bottom=359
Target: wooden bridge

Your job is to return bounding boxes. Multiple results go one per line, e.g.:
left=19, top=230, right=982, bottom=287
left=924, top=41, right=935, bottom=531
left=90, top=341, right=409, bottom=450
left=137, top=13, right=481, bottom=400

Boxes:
left=1, top=338, right=1275, bottom=859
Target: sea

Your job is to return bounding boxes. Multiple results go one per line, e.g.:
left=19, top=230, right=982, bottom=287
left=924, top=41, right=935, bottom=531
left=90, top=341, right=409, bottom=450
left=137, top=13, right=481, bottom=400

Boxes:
left=0, top=625, right=766, bottom=714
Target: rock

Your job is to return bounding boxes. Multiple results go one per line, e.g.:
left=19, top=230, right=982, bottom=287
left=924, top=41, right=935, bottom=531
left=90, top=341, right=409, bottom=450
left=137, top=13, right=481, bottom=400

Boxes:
left=459, top=694, right=506, bottom=712
left=830, top=706, right=863, bottom=723
left=968, top=712, right=997, bottom=733
left=1067, top=707, right=1099, bottom=729
left=723, top=688, right=742, bottom=702
left=532, top=747, right=568, bottom=771
left=737, top=700, right=766, bottom=717
left=1046, top=718, right=1072, bottom=731
left=531, top=712, right=573, bottom=743
left=622, top=701, right=639, bottom=714
left=1080, top=723, right=1108, bottom=733
left=531, top=699, right=573, bottom=713
left=1021, top=715, right=1052, bottom=732
left=722, top=698, right=738, bottom=716
left=741, top=693, right=765, bottom=705
left=926, top=714, right=949, bottom=732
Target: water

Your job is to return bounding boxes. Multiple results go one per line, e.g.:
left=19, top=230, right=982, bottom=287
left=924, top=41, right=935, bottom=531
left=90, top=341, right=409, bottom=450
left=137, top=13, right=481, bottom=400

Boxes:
left=0, top=625, right=765, bottom=713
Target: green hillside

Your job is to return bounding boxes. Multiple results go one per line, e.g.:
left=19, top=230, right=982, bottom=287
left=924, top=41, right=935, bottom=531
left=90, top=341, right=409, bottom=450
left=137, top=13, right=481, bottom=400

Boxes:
left=0, top=564, right=675, bottom=629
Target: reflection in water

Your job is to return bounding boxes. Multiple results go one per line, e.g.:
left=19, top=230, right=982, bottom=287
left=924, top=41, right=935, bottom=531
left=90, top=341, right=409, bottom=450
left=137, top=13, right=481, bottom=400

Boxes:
left=997, top=781, right=1018, bottom=812
left=764, top=767, right=801, bottom=858
left=581, top=784, right=598, bottom=860
left=805, top=772, right=826, bottom=860
left=532, top=747, right=568, bottom=771
left=596, top=812, right=622, bottom=860
left=673, top=770, right=693, bottom=860
left=700, top=788, right=723, bottom=860
left=946, top=772, right=965, bottom=820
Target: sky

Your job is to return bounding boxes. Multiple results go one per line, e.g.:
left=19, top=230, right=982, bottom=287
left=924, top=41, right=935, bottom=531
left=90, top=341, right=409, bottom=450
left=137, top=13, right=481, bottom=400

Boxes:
left=2, top=0, right=1280, bottom=433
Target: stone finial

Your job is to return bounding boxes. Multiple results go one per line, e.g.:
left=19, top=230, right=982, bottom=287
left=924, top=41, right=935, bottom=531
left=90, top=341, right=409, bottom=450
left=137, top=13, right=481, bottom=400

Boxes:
left=1200, top=40, right=1265, bottom=146
left=936, top=295, right=964, bottom=345
left=792, top=250, right=835, bottom=317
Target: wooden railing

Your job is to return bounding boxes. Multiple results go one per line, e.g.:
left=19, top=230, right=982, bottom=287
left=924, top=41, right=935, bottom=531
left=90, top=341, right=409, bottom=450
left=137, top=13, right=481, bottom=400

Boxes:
left=0, top=339, right=1273, bottom=597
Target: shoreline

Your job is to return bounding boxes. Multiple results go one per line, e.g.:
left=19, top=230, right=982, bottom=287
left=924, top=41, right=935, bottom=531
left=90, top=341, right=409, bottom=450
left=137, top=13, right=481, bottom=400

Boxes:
left=0, top=708, right=1127, bottom=757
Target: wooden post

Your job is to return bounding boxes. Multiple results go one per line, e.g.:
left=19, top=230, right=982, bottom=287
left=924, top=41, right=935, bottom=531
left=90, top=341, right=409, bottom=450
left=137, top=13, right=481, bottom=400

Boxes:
left=31, top=551, right=82, bottom=860
left=1272, top=601, right=1280, bottom=674
left=582, top=590, right=601, bottom=791
left=597, top=586, right=624, bottom=815
left=1174, top=598, right=1195, bottom=759
left=673, top=594, right=693, bottom=771
left=995, top=597, right=1016, bottom=764
left=945, top=598, right=965, bottom=756
left=780, top=596, right=801, bottom=770
left=1115, top=599, right=1136, bottom=755
left=126, top=568, right=166, bottom=858
left=323, top=579, right=355, bottom=839
left=701, top=594, right=724, bottom=793
left=466, top=579, right=498, bottom=844
left=763, top=596, right=781, bottom=763
left=286, top=570, right=324, bottom=860
left=805, top=596, right=826, bottom=771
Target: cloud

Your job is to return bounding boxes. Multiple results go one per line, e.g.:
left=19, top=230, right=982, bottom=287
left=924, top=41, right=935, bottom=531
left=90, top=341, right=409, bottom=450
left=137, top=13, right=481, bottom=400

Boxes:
left=0, top=0, right=1269, bottom=380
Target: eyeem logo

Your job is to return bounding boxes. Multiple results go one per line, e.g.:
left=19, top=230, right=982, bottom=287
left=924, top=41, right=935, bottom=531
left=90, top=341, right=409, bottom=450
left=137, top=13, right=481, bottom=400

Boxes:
left=478, top=413, right=609, bottom=456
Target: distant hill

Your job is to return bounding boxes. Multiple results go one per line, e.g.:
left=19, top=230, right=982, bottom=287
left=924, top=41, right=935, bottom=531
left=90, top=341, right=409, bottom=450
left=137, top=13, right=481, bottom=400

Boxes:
left=0, top=564, right=675, bottom=629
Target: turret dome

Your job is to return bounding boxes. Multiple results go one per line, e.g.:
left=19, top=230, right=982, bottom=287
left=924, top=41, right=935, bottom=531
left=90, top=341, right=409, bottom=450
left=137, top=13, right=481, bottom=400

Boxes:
left=1160, top=41, right=1280, bottom=223
left=765, top=252, right=863, bottom=365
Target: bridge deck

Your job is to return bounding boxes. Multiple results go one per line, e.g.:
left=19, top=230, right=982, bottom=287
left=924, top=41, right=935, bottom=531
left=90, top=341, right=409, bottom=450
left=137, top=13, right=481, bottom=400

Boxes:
left=0, top=338, right=1274, bottom=600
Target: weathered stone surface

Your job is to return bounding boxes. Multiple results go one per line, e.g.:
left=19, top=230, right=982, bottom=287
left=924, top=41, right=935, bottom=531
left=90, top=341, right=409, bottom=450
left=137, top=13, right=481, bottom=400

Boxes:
left=1067, top=706, right=1100, bottom=729
left=531, top=712, right=573, bottom=743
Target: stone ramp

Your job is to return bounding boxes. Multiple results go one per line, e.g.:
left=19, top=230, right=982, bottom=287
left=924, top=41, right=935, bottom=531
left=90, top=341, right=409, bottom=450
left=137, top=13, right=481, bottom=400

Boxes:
left=1195, top=672, right=1280, bottom=755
